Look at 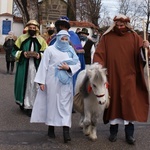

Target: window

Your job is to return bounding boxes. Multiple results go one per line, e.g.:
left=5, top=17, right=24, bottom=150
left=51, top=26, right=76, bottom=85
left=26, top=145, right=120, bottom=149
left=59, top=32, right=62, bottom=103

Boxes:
left=2, top=20, right=11, bottom=35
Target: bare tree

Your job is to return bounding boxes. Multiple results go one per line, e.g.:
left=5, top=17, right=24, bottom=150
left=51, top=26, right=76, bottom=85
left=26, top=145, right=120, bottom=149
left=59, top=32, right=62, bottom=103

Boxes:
left=13, top=0, right=101, bottom=27
left=67, top=0, right=76, bottom=21
left=117, top=0, right=145, bottom=31
left=76, top=0, right=102, bottom=26
left=76, top=0, right=89, bottom=21
left=99, top=6, right=112, bottom=28
left=13, top=0, right=39, bottom=26
left=118, top=0, right=131, bottom=15
left=87, top=0, right=101, bottom=26
left=13, top=2, right=22, bottom=17
left=139, top=0, right=150, bottom=33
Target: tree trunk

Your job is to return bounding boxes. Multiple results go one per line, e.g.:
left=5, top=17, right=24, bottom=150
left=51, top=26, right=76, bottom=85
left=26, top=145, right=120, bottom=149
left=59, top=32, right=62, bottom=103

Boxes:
left=14, top=0, right=39, bottom=26
left=67, top=0, right=76, bottom=21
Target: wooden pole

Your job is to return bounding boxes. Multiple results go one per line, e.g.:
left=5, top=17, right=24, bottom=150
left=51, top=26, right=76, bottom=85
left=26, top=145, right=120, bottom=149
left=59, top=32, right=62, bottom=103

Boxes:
left=143, top=19, right=150, bottom=93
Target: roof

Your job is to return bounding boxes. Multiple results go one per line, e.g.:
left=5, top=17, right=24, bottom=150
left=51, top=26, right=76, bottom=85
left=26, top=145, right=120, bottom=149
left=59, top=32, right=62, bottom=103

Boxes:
left=13, top=16, right=23, bottom=23
left=0, top=13, right=23, bottom=23
left=69, top=21, right=98, bottom=29
left=0, top=13, right=14, bottom=17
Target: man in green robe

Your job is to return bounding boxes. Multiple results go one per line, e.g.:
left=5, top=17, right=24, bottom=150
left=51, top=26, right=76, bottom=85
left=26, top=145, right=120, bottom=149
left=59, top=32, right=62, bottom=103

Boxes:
left=12, top=20, right=48, bottom=117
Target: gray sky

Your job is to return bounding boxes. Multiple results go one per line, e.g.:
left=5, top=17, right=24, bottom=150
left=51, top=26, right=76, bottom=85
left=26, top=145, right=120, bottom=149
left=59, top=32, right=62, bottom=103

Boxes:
left=102, top=0, right=119, bottom=16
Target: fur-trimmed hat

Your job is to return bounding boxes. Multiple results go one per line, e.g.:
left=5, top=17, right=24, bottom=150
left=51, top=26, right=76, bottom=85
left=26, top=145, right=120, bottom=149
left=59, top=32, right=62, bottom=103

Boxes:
left=26, top=20, right=39, bottom=27
left=24, top=20, right=40, bottom=35
left=55, top=16, right=70, bottom=29
left=103, top=14, right=134, bottom=35
left=46, top=22, right=55, bottom=28
left=113, top=14, right=130, bottom=23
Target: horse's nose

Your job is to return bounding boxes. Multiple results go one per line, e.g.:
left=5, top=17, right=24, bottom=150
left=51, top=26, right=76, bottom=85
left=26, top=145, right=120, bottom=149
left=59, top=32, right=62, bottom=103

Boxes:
left=99, top=100, right=106, bottom=105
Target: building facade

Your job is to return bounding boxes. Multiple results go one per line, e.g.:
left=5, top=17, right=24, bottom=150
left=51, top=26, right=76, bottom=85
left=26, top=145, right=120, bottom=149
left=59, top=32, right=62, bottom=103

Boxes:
left=0, top=0, right=23, bottom=45
left=0, top=0, right=97, bottom=46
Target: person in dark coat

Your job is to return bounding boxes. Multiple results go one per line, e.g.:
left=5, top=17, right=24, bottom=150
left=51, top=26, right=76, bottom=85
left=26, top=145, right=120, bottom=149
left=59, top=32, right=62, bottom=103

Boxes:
left=3, top=31, right=17, bottom=74
left=78, top=28, right=96, bottom=68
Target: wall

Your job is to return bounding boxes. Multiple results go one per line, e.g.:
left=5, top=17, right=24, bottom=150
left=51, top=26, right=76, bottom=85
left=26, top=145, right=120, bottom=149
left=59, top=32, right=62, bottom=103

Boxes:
left=0, top=0, right=13, bottom=14
left=13, top=22, right=24, bottom=38
left=0, top=14, right=23, bottom=45
left=0, top=15, right=13, bottom=45
left=39, top=0, right=67, bottom=34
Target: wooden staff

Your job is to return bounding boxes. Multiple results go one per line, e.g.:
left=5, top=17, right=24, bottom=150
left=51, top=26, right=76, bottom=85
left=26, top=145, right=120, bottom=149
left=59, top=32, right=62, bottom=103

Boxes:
left=143, top=19, right=150, bottom=93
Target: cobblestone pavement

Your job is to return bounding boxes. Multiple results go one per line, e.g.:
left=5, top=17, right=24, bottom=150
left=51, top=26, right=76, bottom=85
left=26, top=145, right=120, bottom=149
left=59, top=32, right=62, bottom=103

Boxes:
left=0, top=54, right=150, bottom=150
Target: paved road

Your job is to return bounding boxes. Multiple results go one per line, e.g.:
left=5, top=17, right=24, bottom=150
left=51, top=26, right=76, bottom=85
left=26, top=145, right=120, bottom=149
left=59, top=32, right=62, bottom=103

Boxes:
left=0, top=54, right=150, bottom=150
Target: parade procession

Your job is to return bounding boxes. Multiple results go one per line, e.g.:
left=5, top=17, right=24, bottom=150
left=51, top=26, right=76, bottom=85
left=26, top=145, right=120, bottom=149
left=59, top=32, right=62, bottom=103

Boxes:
left=0, top=0, right=150, bottom=150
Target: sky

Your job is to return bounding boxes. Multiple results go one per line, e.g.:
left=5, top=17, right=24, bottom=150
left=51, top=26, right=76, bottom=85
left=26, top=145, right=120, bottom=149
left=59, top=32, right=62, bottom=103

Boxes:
left=101, top=0, right=119, bottom=17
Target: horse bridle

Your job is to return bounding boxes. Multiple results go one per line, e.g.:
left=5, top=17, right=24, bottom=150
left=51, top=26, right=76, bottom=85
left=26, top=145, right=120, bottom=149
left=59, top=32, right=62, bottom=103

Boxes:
left=88, top=82, right=109, bottom=98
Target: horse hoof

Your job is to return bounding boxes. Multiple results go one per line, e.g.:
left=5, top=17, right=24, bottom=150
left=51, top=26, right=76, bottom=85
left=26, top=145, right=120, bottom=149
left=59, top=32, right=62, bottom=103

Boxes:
left=89, top=136, right=97, bottom=141
left=79, top=126, right=83, bottom=129
left=84, top=133, right=90, bottom=136
left=83, top=130, right=90, bottom=136
left=79, top=123, right=83, bottom=129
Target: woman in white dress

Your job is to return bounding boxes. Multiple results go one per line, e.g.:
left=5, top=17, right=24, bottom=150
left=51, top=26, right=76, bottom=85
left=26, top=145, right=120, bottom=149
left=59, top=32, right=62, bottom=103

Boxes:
left=30, top=30, right=81, bottom=143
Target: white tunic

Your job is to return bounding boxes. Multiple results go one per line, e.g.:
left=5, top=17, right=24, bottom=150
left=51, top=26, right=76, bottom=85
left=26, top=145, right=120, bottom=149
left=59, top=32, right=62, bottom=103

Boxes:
left=30, top=45, right=80, bottom=127
left=24, top=43, right=38, bottom=109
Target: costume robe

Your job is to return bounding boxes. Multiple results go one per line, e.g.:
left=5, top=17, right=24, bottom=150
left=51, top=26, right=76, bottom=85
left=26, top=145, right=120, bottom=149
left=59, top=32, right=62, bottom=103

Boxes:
left=49, top=31, right=85, bottom=94
left=12, top=34, right=48, bottom=109
left=30, top=45, right=80, bottom=127
left=93, top=31, right=149, bottom=123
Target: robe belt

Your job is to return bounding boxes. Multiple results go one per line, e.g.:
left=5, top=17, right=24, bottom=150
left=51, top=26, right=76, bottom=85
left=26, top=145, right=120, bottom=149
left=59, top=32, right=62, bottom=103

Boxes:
left=75, top=49, right=85, bottom=54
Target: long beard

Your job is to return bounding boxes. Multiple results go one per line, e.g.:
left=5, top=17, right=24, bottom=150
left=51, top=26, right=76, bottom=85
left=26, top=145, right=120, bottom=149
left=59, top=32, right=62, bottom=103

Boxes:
left=114, top=27, right=129, bottom=36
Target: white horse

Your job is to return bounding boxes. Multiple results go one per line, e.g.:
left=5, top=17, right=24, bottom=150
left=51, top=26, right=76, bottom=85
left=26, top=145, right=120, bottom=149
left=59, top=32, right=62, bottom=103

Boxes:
left=74, top=63, right=110, bottom=141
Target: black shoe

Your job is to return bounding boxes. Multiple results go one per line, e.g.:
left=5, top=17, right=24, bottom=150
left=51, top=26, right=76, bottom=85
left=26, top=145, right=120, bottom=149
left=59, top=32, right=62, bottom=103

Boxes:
left=109, top=124, right=118, bottom=142
left=72, top=109, right=76, bottom=113
left=48, top=126, right=55, bottom=138
left=48, top=133, right=55, bottom=138
left=63, top=132, right=71, bottom=143
left=126, top=136, right=135, bottom=144
left=19, top=105, right=24, bottom=111
left=63, top=126, right=71, bottom=143
left=26, top=109, right=32, bottom=117
left=109, top=134, right=117, bottom=142
left=72, top=107, right=76, bottom=113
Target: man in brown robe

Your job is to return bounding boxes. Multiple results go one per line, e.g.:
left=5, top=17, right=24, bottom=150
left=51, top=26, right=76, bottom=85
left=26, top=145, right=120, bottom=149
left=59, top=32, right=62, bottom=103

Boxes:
left=93, top=14, right=150, bottom=145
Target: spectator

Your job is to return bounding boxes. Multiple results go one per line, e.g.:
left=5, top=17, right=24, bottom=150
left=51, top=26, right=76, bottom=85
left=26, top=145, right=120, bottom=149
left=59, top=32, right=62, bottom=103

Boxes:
left=78, top=28, right=96, bottom=68
left=3, top=31, right=17, bottom=74
left=12, top=20, right=48, bottom=117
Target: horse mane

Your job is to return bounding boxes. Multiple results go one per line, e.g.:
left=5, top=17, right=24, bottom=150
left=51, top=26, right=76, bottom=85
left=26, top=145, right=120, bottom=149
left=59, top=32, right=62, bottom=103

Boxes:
left=79, top=74, right=90, bottom=98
